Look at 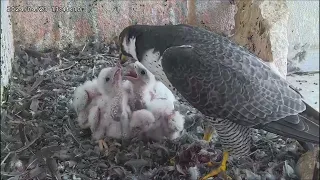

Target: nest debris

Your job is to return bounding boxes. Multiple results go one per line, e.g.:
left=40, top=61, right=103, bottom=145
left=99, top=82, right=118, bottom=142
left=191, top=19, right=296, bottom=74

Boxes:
left=1, top=40, right=306, bottom=180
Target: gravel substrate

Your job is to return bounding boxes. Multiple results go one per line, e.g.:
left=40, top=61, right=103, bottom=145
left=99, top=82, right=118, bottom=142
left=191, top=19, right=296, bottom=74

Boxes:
left=1, top=41, right=307, bottom=180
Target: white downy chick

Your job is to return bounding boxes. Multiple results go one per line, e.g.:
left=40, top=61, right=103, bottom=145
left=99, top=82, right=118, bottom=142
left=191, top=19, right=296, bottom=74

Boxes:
left=88, top=63, right=131, bottom=150
left=166, top=111, right=185, bottom=140
left=123, top=61, right=174, bottom=110
left=129, top=109, right=156, bottom=137
left=73, top=79, right=102, bottom=129
left=122, top=61, right=155, bottom=111
left=144, top=110, right=185, bottom=141
left=123, top=61, right=185, bottom=140
left=122, top=79, right=135, bottom=111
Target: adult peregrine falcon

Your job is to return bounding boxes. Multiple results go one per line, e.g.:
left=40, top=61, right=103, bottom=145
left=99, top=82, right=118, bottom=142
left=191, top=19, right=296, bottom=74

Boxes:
left=118, top=24, right=319, bottom=179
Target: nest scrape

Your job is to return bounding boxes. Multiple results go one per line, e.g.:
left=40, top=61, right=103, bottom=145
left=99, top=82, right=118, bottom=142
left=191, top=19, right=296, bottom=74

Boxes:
left=1, top=41, right=305, bottom=180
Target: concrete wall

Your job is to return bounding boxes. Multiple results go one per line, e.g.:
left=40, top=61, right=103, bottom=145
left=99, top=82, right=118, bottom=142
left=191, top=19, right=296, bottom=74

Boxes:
left=9, top=0, right=236, bottom=51
left=287, top=1, right=319, bottom=72
left=1, top=0, right=14, bottom=90
left=232, top=0, right=289, bottom=78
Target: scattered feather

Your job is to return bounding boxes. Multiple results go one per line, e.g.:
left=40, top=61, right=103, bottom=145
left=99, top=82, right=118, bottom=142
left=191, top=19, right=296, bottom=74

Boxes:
left=46, top=157, right=61, bottom=180
left=188, top=166, right=200, bottom=180
left=283, top=160, right=296, bottom=178
left=124, top=159, right=150, bottom=174
left=18, top=124, right=26, bottom=146
left=245, top=169, right=261, bottom=180
left=29, top=98, right=39, bottom=113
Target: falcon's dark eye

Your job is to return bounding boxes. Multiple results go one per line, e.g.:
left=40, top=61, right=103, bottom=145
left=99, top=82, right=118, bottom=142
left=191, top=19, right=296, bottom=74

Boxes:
left=105, top=77, right=110, bottom=82
left=140, top=70, right=146, bottom=75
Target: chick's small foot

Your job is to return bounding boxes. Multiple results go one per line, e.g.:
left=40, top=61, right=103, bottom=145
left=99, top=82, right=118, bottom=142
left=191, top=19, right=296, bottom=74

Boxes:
left=201, top=151, right=231, bottom=180
left=98, top=139, right=108, bottom=154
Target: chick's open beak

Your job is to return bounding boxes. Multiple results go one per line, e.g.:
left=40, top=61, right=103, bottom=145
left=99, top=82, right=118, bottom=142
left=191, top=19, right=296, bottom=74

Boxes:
left=119, top=53, right=128, bottom=65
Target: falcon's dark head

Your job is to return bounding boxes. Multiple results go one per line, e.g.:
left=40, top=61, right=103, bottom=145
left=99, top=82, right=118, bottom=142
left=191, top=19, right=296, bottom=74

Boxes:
left=119, top=26, right=138, bottom=63
left=118, top=25, right=172, bottom=65
left=118, top=25, right=150, bottom=64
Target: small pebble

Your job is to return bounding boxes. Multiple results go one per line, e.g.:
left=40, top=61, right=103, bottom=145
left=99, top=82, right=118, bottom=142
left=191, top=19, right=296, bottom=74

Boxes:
left=77, top=163, right=86, bottom=169
left=277, top=139, right=286, bottom=145
left=142, top=150, right=151, bottom=158
left=72, top=174, right=81, bottom=180
left=196, top=126, right=204, bottom=133
left=252, top=135, right=261, bottom=143
left=259, top=130, right=267, bottom=135
left=245, top=169, right=261, bottom=180
left=254, top=150, right=267, bottom=159
left=188, top=166, right=200, bottom=180
left=62, top=174, right=71, bottom=180
left=14, top=160, right=24, bottom=172
left=58, top=163, right=65, bottom=172
left=66, top=160, right=77, bottom=168
left=87, top=169, right=98, bottom=178
left=266, top=132, right=278, bottom=140
left=82, top=144, right=93, bottom=150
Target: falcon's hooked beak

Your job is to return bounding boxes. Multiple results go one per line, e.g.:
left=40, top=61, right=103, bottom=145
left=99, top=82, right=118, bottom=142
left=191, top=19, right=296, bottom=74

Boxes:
left=119, top=53, right=128, bottom=65
left=119, top=53, right=136, bottom=65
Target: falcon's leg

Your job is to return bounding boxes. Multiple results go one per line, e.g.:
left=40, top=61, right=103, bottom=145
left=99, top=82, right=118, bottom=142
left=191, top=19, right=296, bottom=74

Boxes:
left=201, top=151, right=230, bottom=180
left=201, top=123, right=230, bottom=180
left=203, top=124, right=214, bottom=141
left=202, top=118, right=252, bottom=180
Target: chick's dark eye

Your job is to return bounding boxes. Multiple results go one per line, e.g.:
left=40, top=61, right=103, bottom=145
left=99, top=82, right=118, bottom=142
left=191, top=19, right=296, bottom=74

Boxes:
left=141, top=70, right=146, bottom=75
left=105, top=77, right=110, bottom=82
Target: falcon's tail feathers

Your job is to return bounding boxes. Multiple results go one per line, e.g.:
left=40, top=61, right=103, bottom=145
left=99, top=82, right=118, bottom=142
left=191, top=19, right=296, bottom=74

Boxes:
left=262, top=102, right=319, bottom=145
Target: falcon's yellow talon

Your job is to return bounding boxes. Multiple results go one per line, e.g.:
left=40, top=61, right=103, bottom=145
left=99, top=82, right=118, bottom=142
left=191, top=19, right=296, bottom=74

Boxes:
left=201, top=151, right=229, bottom=180
left=205, top=161, right=220, bottom=167
left=203, top=132, right=212, bottom=142
left=203, top=125, right=214, bottom=142
left=206, top=162, right=214, bottom=167
left=220, top=151, right=228, bottom=170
